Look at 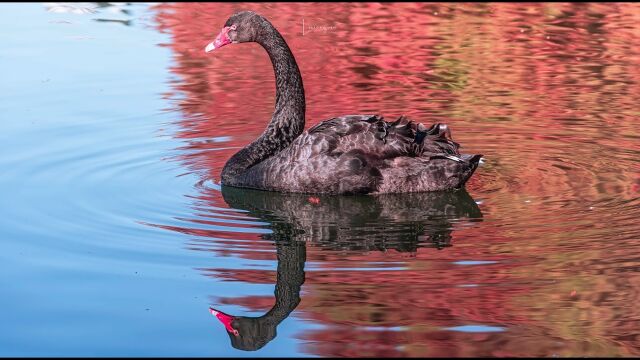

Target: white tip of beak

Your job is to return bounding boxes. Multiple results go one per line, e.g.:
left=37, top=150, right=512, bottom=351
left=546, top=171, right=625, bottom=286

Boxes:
left=205, top=42, right=216, bottom=53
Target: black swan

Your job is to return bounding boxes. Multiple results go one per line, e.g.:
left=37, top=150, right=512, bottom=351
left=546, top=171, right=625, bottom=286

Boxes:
left=208, top=187, right=483, bottom=350
left=205, top=11, right=482, bottom=195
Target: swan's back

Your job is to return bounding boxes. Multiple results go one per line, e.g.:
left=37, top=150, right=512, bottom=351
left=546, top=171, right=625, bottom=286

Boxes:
left=226, top=114, right=482, bottom=194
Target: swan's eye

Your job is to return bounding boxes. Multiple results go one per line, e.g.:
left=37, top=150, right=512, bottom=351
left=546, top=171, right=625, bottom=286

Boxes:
left=230, top=24, right=237, bottom=30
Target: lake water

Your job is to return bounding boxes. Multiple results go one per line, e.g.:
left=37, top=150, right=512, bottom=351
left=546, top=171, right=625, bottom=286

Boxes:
left=1, top=2, right=639, bottom=357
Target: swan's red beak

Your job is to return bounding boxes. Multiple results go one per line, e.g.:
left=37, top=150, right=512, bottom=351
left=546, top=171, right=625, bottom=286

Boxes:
left=209, top=307, right=239, bottom=336
left=205, top=26, right=233, bottom=52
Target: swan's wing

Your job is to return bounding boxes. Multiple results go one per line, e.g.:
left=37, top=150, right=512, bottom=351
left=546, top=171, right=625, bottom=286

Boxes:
left=304, top=114, right=461, bottom=159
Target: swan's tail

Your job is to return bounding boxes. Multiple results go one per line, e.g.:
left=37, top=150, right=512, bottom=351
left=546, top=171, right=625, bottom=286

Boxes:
left=458, top=154, right=483, bottom=187
left=432, top=152, right=483, bottom=188
left=376, top=153, right=483, bottom=193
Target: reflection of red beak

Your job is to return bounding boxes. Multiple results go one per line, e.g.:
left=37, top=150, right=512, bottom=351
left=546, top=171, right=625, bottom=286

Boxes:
left=205, top=26, right=232, bottom=52
left=209, top=307, right=239, bottom=336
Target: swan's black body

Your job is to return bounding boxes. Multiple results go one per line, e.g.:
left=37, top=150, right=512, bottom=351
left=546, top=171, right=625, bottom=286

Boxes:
left=210, top=11, right=482, bottom=195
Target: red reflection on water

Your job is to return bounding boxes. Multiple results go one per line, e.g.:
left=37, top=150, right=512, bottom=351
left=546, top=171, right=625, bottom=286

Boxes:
left=152, top=2, right=640, bottom=357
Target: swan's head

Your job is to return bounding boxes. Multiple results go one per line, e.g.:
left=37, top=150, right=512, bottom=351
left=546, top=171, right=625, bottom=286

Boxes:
left=205, top=11, right=264, bottom=52
left=209, top=306, right=277, bottom=351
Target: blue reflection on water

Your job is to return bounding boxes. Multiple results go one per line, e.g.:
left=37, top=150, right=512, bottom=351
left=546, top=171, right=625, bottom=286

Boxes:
left=0, top=3, right=309, bottom=357
left=444, top=325, right=506, bottom=333
left=452, top=260, right=498, bottom=266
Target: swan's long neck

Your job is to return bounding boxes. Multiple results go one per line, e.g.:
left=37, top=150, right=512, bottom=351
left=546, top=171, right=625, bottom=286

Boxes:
left=263, top=241, right=305, bottom=323
left=221, top=241, right=305, bottom=351
left=221, top=20, right=305, bottom=184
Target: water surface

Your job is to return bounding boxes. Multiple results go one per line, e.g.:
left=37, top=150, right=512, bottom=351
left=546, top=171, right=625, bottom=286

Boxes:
left=1, top=2, right=639, bottom=357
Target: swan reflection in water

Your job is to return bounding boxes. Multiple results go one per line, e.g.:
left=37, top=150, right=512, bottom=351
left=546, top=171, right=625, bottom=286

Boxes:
left=208, top=186, right=483, bottom=351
